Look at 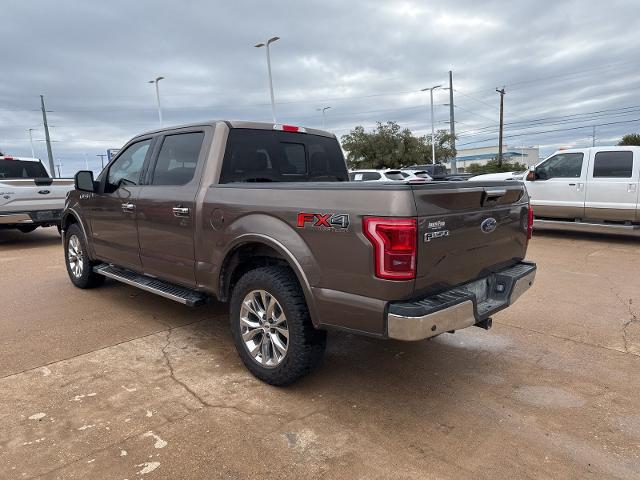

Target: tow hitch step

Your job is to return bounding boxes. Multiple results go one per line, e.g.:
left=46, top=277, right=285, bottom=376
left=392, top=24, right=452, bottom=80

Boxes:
left=93, top=264, right=207, bottom=306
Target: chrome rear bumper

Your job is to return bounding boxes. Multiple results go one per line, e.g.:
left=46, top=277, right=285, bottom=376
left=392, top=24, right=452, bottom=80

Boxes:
left=0, top=213, right=33, bottom=224
left=386, top=261, right=536, bottom=341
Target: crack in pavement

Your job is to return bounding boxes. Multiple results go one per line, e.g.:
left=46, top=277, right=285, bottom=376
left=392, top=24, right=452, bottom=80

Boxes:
left=0, top=318, right=212, bottom=381
left=614, top=294, right=639, bottom=354
left=160, top=329, right=287, bottom=419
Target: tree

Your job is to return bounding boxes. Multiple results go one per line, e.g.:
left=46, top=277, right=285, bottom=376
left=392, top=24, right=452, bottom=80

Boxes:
left=466, top=158, right=527, bottom=175
left=341, top=121, right=456, bottom=169
left=618, top=133, right=640, bottom=146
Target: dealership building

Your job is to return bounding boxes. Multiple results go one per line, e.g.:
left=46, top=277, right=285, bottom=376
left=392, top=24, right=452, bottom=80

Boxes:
left=443, top=145, right=541, bottom=172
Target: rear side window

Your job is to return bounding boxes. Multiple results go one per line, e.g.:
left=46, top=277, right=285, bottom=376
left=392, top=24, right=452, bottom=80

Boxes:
left=593, top=151, right=633, bottom=178
left=362, top=172, right=381, bottom=181
left=384, top=171, right=404, bottom=181
left=0, top=160, right=49, bottom=179
left=151, top=132, right=204, bottom=185
left=536, top=153, right=583, bottom=180
left=219, top=129, right=348, bottom=183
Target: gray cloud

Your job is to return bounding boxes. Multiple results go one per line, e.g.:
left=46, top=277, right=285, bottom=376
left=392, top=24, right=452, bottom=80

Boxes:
left=1, top=0, right=639, bottom=175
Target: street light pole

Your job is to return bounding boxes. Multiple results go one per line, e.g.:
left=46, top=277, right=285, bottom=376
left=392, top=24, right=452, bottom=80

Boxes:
left=421, top=85, right=442, bottom=164
left=27, top=128, right=36, bottom=158
left=317, top=106, right=331, bottom=129
left=255, top=37, right=280, bottom=123
left=148, top=76, right=165, bottom=126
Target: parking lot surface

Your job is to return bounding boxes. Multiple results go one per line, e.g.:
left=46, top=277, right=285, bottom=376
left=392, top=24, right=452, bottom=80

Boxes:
left=1, top=228, right=639, bottom=479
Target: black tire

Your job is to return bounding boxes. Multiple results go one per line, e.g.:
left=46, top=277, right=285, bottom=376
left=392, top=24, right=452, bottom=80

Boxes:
left=56, top=224, right=62, bottom=236
left=17, top=225, right=37, bottom=233
left=64, top=223, right=105, bottom=289
left=230, top=266, right=326, bottom=386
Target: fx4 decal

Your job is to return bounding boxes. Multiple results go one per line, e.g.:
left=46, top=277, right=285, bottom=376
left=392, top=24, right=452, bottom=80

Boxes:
left=297, top=212, right=350, bottom=230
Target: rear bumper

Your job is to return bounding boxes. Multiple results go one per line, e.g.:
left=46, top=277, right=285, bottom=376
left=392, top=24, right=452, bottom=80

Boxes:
left=0, top=209, right=62, bottom=225
left=386, top=261, right=536, bottom=341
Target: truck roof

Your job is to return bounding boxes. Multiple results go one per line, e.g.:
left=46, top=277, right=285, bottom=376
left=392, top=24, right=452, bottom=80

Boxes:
left=138, top=120, right=336, bottom=139
left=556, top=146, right=640, bottom=153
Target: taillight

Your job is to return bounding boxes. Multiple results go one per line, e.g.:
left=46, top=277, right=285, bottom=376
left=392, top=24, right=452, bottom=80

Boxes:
left=527, top=206, right=534, bottom=240
left=363, top=217, right=417, bottom=280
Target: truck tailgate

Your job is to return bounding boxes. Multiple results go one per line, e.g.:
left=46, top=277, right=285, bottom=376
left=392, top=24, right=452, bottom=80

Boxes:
left=411, top=182, right=529, bottom=296
left=0, top=178, right=74, bottom=212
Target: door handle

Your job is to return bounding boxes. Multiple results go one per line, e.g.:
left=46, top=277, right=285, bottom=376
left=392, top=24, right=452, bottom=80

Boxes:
left=628, top=183, right=637, bottom=193
left=121, top=203, right=135, bottom=213
left=172, top=207, right=191, bottom=218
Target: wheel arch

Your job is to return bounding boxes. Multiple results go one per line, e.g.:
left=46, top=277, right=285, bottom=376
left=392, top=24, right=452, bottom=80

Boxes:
left=218, top=234, right=319, bottom=325
left=61, top=208, right=95, bottom=259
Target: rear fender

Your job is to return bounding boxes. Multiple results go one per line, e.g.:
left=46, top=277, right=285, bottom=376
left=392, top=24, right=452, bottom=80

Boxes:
left=217, top=214, right=320, bottom=325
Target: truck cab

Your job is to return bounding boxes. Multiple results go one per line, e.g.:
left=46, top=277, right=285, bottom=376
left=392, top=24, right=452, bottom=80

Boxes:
left=526, top=146, right=640, bottom=234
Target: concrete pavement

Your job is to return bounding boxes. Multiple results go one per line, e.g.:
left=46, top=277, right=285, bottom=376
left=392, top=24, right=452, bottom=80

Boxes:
left=1, top=227, right=639, bottom=479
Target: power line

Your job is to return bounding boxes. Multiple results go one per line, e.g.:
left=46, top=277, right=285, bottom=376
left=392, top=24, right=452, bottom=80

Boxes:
left=458, top=117, right=640, bottom=147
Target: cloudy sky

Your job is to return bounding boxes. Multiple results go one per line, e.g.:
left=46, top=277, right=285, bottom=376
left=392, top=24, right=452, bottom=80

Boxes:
left=2, top=0, right=640, bottom=175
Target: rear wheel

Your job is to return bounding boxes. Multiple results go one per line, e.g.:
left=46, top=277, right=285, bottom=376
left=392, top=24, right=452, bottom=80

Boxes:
left=64, top=223, right=104, bottom=289
left=230, top=266, right=326, bottom=385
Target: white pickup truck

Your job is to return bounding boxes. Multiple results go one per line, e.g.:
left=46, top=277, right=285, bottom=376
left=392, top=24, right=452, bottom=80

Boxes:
left=525, top=146, right=640, bottom=235
left=0, top=156, right=74, bottom=233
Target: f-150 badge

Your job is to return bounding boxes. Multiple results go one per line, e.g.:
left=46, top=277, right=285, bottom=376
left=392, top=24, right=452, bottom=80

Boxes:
left=425, top=219, right=449, bottom=241
left=297, top=212, right=350, bottom=230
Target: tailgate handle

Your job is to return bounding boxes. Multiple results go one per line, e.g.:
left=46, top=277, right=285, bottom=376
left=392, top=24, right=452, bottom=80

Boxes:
left=482, top=189, right=507, bottom=206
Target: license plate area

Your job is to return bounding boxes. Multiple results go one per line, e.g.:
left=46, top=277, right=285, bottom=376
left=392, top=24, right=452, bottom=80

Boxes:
left=36, top=210, right=54, bottom=220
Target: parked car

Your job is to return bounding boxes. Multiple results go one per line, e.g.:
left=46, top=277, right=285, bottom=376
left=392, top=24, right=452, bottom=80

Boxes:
left=526, top=146, right=640, bottom=235
left=404, top=164, right=447, bottom=180
left=62, top=121, right=536, bottom=385
left=400, top=170, right=433, bottom=182
left=349, top=169, right=405, bottom=182
left=468, top=171, right=527, bottom=182
left=0, top=156, right=74, bottom=233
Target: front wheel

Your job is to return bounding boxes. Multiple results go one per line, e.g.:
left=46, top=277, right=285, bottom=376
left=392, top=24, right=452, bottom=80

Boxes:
left=64, top=223, right=105, bottom=289
left=230, top=266, right=326, bottom=386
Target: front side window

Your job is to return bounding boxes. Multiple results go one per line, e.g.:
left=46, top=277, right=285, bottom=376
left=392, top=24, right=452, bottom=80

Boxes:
left=107, top=139, right=152, bottom=187
left=536, top=153, right=583, bottom=180
left=151, top=132, right=204, bottom=185
left=593, top=151, right=633, bottom=178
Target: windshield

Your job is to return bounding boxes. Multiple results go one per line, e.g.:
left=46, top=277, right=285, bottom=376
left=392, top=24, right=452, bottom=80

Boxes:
left=0, top=159, right=49, bottom=179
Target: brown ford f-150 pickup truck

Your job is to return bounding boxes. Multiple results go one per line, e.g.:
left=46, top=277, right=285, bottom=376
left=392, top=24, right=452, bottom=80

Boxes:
left=62, top=121, right=536, bottom=385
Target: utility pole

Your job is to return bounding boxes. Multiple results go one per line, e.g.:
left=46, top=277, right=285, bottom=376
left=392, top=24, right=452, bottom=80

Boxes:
left=27, top=128, right=36, bottom=158
left=55, top=160, right=62, bottom=178
left=448, top=70, right=457, bottom=174
left=40, top=95, right=55, bottom=178
left=496, top=87, right=506, bottom=167
left=592, top=125, right=596, bottom=146
left=97, top=154, right=106, bottom=169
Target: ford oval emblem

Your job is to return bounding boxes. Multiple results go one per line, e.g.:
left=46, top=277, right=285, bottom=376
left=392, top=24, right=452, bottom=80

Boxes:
left=481, top=217, right=497, bottom=233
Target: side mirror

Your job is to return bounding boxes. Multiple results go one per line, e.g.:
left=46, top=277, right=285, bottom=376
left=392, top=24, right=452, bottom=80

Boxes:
left=75, top=170, right=95, bottom=192
left=526, top=166, right=536, bottom=182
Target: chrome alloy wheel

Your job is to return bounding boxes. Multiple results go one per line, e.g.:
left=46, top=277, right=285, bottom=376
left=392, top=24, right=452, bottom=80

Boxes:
left=67, top=234, right=84, bottom=278
left=239, top=289, right=289, bottom=368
